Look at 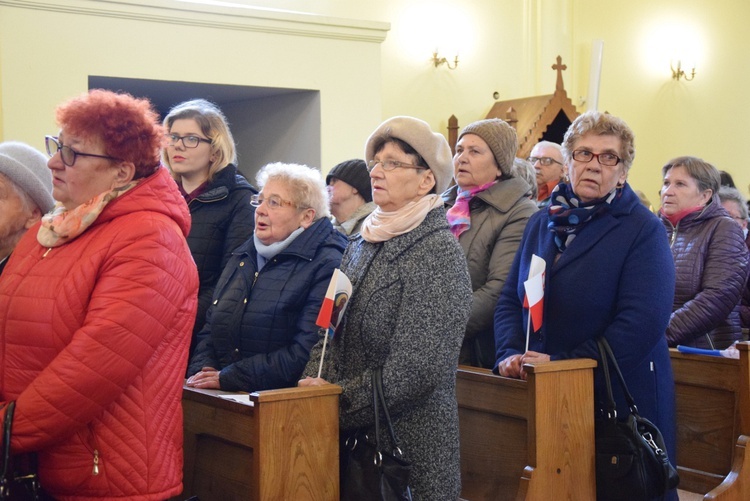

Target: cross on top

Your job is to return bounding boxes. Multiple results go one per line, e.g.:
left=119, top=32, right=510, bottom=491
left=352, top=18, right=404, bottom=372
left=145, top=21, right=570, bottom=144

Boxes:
left=552, top=55, right=567, bottom=91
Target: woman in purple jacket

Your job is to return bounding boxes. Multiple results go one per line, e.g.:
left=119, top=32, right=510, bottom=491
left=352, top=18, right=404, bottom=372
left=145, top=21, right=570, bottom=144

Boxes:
left=659, top=156, right=750, bottom=349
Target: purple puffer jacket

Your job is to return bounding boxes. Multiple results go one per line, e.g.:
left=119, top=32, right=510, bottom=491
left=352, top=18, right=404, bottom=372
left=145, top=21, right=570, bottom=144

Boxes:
left=743, top=234, right=750, bottom=329
left=661, top=197, right=750, bottom=349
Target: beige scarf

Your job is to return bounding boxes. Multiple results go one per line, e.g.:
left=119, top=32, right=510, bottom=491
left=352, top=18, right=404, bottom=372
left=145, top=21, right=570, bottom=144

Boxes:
left=360, top=194, right=443, bottom=243
left=37, top=181, right=139, bottom=248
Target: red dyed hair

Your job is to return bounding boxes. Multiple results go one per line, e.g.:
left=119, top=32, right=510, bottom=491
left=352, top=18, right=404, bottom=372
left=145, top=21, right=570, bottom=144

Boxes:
left=55, top=89, right=165, bottom=179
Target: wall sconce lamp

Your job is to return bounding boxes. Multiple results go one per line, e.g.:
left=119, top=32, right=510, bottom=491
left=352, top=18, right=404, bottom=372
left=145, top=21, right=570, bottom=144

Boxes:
left=432, top=51, right=459, bottom=70
left=671, top=60, right=696, bottom=81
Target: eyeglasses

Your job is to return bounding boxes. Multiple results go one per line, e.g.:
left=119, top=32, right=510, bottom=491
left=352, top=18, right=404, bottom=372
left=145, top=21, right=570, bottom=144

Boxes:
left=571, top=150, right=621, bottom=167
left=250, top=194, right=302, bottom=209
left=45, top=136, right=119, bottom=167
left=367, top=159, right=425, bottom=172
left=166, top=134, right=211, bottom=149
left=527, top=156, right=563, bottom=167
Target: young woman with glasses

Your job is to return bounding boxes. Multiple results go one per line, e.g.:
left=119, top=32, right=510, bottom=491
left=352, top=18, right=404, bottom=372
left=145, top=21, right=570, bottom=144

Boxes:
left=162, top=99, right=258, bottom=354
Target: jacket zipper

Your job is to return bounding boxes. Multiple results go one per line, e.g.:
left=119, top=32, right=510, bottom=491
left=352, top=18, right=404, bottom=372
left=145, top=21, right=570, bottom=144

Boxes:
left=92, top=449, right=100, bottom=475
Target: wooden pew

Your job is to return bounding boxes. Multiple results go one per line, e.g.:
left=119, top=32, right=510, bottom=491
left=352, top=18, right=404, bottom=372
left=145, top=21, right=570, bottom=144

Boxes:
left=671, top=342, right=750, bottom=500
left=457, top=359, right=597, bottom=501
left=180, top=384, right=342, bottom=501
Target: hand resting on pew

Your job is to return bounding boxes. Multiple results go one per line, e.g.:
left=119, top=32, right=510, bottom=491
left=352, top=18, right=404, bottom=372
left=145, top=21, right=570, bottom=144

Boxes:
left=298, top=376, right=330, bottom=387
left=496, top=351, right=550, bottom=379
left=186, top=367, right=221, bottom=389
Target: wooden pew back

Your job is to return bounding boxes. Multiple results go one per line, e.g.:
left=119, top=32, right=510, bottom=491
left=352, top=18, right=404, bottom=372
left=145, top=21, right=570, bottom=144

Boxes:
left=181, top=384, right=341, bottom=501
left=457, top=359, right=596, bottom=501
left=671, top=342, right=750, bottom=500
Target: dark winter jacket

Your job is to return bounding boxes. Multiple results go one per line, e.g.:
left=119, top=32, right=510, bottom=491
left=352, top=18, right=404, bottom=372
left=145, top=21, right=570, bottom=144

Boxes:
left=742, top=233, right=750, bottom=328
left=188, top=217, right=346, bottom=391
left=660, top=197, right=750, bottom=349
left=495, top=183, right=678, bottom=493
left=443, top=177, right=537, bottom=368
left=185, top=163, right=257, bottom=347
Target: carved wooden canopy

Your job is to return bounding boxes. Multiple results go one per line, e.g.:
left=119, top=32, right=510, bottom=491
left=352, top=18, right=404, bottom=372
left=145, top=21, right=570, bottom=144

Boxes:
left=449, top=56, right=579, bottom=159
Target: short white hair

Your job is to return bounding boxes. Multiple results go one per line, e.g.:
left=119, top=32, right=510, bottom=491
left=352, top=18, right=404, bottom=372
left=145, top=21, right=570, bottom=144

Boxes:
left=256, top=162, right=330, bottom=219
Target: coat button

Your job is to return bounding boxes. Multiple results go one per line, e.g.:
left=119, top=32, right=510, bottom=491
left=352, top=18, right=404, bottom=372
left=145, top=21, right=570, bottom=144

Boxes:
left=213, top=299, right=218, bottom=305
left=239, top=261, right=245, bottom=267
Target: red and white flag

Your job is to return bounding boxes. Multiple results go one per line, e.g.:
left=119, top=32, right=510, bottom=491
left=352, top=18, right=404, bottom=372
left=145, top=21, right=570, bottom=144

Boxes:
left=315, top=269, right=352, bottom=378
left=523, top=254, right=546, bottom=334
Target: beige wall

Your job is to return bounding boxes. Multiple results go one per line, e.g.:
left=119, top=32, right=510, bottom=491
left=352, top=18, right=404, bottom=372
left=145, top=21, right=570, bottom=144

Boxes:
left=571, top=0, right=750, bottom=203
left=0, top=0, right=387, bottom=172
left=1, top=0, right=748, bottom=202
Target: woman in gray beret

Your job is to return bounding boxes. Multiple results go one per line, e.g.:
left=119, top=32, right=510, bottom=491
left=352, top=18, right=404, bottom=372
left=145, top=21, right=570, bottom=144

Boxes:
left=300, top=116, right=473, bottom=500
left=443, top=118, right=538, bottom=368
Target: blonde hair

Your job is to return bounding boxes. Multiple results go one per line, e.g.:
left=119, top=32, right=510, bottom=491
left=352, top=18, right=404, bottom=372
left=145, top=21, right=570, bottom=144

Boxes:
left=163, top=99, right=237, bottom=183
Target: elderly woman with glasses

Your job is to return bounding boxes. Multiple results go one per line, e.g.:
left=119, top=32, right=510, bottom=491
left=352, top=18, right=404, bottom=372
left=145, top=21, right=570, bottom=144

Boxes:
left=300, top=117, right=472, bottom=500
left=442, top=118, right=537, bottom=368
left=659, top=157, right=750, bottom=349
left=495, top=111, right=679, bottom=500
left=0, top=90, right=198, bottom=499
left=187, top=162, right=346, bottom=391
left=163, top=99, right=258, bottom=352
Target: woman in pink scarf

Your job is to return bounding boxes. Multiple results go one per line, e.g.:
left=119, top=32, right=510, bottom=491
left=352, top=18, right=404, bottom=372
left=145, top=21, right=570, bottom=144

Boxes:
left=443, top=118, right=537, bottom=368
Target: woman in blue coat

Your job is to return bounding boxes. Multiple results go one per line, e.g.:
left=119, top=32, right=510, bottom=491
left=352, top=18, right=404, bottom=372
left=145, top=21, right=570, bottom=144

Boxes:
left=186, top=162, right=346, bottom=391
left=494, top=111, right=678, bottom=500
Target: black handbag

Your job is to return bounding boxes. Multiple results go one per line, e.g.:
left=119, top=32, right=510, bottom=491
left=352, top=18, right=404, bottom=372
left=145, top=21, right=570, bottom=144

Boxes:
left=340, top=368, right=412, bottom=501
left=0, top=402, right=46, bottom=501
left=595, top=338, right=679, bottom=500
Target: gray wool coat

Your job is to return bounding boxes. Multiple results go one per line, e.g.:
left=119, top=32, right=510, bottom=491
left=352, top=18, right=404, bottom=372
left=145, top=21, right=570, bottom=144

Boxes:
left=304, top=206, right=472, bottom=501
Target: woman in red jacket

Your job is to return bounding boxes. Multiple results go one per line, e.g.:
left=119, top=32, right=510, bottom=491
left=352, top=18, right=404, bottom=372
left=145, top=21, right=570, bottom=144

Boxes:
left=0, top=90, right=198, bottom=500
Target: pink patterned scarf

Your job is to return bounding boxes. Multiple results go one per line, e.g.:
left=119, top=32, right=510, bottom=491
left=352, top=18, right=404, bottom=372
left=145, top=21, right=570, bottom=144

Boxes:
left=446, top=181, right=496, bottom=238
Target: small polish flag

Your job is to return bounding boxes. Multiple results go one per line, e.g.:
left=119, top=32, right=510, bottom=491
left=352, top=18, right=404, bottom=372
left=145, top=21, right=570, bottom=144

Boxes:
left=523, top=254, right=546, bottom=335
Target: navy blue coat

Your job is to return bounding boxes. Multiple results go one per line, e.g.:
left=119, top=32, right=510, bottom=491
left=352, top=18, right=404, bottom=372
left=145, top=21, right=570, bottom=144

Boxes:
left=188, top=217, right=347, bottom=391
left=186, top=164, right=257, bottom=345
left=494, top=184, right=678, bottom=473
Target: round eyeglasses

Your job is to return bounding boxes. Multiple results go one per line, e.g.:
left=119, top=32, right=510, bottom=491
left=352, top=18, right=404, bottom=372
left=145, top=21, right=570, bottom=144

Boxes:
left=527, top=156, right=563, bottom=167
left=166, top=134, right=211, bottom=149
left=250, top=194, right=302, bottom=209
left=571, top=150, right=621, bottom=167
left=45, top=136, right=120, bottom=167
left=367, top=159, right=425, bottom=172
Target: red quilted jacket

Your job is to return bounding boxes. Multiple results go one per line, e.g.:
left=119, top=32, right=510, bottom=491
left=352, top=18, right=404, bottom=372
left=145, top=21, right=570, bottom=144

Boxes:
left=0, top=167, right=198, bottom=500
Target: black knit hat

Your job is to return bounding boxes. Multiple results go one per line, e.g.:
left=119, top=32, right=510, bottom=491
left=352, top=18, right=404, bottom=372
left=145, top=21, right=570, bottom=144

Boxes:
left=326, top=159, right=372, bottom=203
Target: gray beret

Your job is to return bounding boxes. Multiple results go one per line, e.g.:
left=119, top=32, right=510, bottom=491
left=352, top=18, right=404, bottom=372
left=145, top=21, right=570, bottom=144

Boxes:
left=364, top=116, right=453, bottom=195
left=0, top=141, right=54, bottom=213
left=458, top=118, right=518, bottom=177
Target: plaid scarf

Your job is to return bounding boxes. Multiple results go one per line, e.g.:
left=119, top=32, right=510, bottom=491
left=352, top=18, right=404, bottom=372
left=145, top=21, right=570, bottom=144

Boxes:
left=547, top=183, right=621, bottom=252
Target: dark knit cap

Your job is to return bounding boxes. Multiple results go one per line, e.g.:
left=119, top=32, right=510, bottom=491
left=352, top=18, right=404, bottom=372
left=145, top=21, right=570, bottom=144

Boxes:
left=458, top=118, right=518, bottom=177
left=326, top=158, right=372, bottom=203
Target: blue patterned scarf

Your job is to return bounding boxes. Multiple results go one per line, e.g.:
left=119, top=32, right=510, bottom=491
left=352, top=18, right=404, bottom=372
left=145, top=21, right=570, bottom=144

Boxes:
left=547, top=183, right=621, bottom=252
